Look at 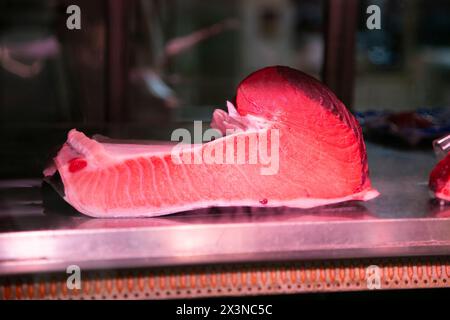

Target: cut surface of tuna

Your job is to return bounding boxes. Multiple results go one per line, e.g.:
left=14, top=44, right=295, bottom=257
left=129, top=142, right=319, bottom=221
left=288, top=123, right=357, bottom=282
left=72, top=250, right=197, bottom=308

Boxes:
left=45, top=66, right=379, bottom=217
left=429, top=153, right=450, bottom=202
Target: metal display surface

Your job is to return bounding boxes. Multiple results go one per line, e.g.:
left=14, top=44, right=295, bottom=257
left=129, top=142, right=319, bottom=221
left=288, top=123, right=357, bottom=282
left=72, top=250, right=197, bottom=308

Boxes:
left=1, top=143, right=449, bottom=276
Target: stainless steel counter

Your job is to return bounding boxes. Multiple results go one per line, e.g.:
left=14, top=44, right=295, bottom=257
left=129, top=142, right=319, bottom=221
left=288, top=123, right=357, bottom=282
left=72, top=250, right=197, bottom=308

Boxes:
left=1, top=143, right=449, bottom=276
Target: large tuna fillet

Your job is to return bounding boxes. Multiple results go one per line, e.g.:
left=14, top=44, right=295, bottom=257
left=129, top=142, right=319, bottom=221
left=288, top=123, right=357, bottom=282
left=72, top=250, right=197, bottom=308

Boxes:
left=45, top=66, right=379, bottom=217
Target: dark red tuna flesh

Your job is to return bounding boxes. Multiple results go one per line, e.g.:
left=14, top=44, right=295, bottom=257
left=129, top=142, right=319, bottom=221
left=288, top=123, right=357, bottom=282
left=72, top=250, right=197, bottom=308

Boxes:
left=429, top=153, right=450, bottom=202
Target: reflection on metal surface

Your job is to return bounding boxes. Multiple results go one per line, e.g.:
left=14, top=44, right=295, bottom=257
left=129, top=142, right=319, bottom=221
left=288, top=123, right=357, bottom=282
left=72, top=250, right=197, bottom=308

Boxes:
left=0, top=144, right=450, bottom=275
left=433, top=134, right=450, bottom=160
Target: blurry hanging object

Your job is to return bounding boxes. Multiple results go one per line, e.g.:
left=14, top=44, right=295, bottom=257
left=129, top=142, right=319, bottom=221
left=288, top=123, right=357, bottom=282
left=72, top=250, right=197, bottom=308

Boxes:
left=0, top=36, right=59, bottom=78
left=133, top=0, right=239, bottom=109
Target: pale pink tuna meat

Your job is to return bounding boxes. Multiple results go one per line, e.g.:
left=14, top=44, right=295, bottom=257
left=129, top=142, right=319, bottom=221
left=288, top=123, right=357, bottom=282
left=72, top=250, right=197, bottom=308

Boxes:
left=45, top=66, right=379, bottom=217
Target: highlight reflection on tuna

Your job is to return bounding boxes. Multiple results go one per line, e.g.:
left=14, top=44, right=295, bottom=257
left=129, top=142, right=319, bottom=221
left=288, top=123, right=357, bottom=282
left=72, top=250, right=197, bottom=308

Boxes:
left=0, top=0, right=449, bottom=309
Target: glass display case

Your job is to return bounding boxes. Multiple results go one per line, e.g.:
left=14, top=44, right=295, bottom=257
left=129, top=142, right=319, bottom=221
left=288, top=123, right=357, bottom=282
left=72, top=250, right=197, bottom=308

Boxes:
left=1, top=0, right=450, bottom=300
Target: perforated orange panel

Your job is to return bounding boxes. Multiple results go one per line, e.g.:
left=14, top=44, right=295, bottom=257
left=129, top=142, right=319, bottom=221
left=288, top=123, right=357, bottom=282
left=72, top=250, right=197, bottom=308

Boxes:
left=1, top=257, right=449, bottom=299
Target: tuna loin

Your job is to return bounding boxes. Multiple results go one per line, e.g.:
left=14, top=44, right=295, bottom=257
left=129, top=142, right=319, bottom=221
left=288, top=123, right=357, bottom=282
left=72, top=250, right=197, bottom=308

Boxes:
left=429, top=154, right=450, bottom=202
left=45, top=66, right=379, bottom=217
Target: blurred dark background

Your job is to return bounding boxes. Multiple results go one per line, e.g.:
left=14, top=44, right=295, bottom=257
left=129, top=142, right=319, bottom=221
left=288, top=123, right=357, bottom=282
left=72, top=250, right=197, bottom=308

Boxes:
left=1, top=0, right=450, bottom=177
